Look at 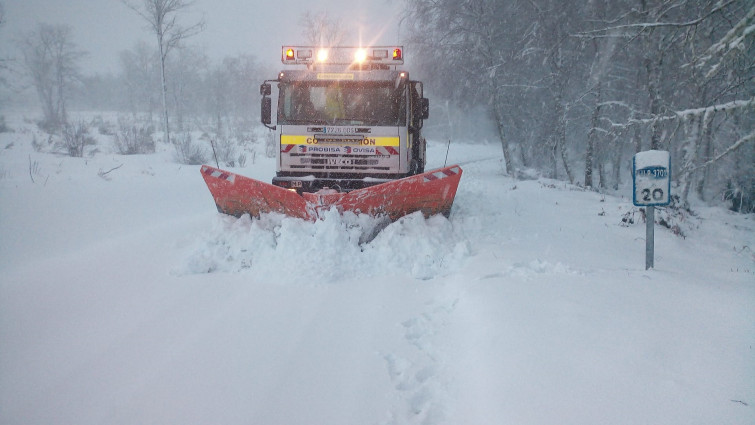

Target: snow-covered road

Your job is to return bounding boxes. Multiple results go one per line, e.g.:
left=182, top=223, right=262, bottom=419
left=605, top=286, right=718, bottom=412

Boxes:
left=1, top=127, right=753, bottom=424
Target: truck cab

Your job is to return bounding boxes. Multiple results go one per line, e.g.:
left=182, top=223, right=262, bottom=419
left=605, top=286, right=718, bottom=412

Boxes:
left=260, top=46, right=429, bottom=193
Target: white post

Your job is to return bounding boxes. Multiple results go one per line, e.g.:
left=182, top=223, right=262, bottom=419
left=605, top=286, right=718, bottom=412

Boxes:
left=646, top=206, right=654, bottom=270
left=634, top=150, right=669, bottom=271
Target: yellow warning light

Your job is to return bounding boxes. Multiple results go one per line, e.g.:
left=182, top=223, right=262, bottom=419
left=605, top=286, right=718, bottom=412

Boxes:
left=354, top=48, right=367, bottom=63
left=284, top=48, right=295, bottom=60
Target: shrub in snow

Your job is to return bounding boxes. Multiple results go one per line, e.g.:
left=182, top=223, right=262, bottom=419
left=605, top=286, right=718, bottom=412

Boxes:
left=620, top=197, right=698, bottom=239
left=238, top=152, right=249, bottom=167
left=0, top=115, right=11, bottom=133
left=59, top=121, right=96, bottom=157
left=174, top=132, right=208, bottom=165
left=91, top=115, right=115, bottom=136
left=31, top=134, right=44, bottom=152
left=264, top=131, right=276, bottom=158
left=209, top=136, right=237, bottom=167
left=232, top=126, right=260, bottom=166
left=36, top=117, right=60, bottom=134
left=724, top=179, right=754, bottom=214
left=114, top=118, right=155, bottom=155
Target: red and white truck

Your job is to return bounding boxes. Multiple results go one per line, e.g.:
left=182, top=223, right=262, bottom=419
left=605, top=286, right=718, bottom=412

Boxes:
left=201, top=46, right=462, bottom=221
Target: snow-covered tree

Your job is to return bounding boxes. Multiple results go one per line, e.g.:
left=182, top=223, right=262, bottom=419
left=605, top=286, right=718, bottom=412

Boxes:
left=120, top=0, right=204, bottom=145
left=588, top=0, right=754, bottom=207
left=405, top=0, right=753, bottom=211
left=17, top=23, right=86, bottom=133
left=407, top=0, right=538, bottom=176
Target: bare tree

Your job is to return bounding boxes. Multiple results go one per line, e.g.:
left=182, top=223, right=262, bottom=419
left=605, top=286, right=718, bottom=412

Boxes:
left=166, top=45, right=207, bottom=132
left=406, top=0, right=533, bottom=176
left=0, top=1, right=9, bottom=121
left=299, top=10, right=350, bottom=46
left=17, top=23, right=86, bottom=132
left=120, top=0, right=204, bottom=145
left=120, top=41, right=160, bottom=120
left=205, top=54, right=267, bottom=137
left=0, top=2, right=8, bottom=88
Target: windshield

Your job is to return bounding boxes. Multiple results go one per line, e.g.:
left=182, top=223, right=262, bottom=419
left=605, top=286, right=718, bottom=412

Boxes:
left=278, top=81, right=405, bottom=126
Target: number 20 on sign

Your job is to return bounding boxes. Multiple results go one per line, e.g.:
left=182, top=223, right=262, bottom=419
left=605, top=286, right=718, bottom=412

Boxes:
left=633, top=150, right=671, bottom=207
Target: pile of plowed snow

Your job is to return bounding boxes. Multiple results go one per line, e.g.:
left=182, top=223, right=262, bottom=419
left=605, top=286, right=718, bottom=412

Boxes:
left=180, top=209, right=470, bottom=282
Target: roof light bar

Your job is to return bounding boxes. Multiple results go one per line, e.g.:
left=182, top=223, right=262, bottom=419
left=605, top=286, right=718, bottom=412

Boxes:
left=281, top=46, right=405, bottom=65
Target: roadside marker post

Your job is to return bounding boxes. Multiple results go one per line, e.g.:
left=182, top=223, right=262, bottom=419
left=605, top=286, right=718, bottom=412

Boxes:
left=633, top=150, right=671, bottom=270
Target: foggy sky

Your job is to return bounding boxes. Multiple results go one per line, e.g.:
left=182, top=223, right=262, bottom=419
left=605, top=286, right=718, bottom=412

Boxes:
left=1, top=0, right=404, bottom=74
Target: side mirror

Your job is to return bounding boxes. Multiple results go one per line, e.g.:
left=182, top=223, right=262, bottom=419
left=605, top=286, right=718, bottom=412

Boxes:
left=420, top=98, right=429, bottom=120
left=261, top=97, right=272, bottom=125
left=260, top=83, right=271, bottom=96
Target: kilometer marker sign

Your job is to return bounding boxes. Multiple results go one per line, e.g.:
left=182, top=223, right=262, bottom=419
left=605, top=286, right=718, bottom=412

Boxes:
left=633, top=150, right=671, bottom=207
left=633, top=150, right=671, bottom=270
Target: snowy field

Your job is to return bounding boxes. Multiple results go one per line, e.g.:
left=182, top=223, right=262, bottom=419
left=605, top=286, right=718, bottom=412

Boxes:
left=1, top=114, right=753, bottom=425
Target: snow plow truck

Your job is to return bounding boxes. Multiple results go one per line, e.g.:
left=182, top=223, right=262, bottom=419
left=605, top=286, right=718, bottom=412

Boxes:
left=201, top=46, right=462, bottom=221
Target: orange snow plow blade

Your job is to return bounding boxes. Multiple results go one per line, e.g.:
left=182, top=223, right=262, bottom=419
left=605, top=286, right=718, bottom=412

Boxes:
left=200, top=166, right=310, bottom=219
left=200, top=164, right=463, bottom=221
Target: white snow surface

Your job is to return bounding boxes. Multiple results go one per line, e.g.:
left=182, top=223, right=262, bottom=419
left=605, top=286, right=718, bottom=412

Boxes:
left=634, top=149, right=669, bottom=169
left=1, top=116, right=753, bottom=425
